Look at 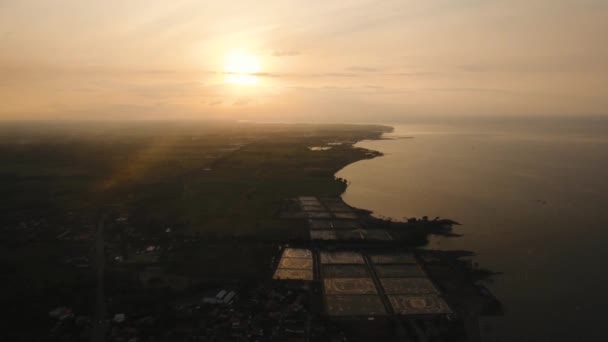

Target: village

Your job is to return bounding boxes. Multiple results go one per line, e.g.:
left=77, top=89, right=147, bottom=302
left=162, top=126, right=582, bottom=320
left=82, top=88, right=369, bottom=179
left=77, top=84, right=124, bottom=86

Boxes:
left=38, top=196, right=500, bottom=342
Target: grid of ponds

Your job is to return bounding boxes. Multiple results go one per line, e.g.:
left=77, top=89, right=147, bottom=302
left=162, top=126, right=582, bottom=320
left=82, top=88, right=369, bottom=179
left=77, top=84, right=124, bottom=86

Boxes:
left=273, top=248, right=313, bottom=281
left=367, top=252, right=452, bottom=316
left=273, top=247, right=452, bottom=317
left=320, top=250, right=388, bottom=316
left=296, top=196, right=393, bottom=241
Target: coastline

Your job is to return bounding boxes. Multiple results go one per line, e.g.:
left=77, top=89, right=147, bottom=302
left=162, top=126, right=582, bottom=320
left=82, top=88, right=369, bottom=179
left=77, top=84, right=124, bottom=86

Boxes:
left=334, top=125, right=394, bottom=196
left=279, top=124, right=502, bottom=340
left=329, top=125, right=460, bottom=246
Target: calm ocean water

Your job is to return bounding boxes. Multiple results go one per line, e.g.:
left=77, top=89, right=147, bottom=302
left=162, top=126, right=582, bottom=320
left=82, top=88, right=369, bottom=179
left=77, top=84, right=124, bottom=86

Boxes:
left=337, top=118, right=608, bottom=341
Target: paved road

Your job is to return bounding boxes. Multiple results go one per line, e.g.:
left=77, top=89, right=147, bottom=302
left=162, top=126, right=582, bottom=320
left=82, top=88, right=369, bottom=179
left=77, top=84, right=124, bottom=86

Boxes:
left=91, top=217, right=107, bottom=342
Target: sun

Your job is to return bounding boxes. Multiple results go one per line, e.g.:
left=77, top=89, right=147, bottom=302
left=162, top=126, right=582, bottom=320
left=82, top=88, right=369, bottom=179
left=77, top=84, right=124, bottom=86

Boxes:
left=223, top=50, right=261, bottom=85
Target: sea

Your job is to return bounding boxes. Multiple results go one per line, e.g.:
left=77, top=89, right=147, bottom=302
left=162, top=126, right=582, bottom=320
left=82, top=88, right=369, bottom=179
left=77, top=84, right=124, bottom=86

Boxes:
left=337, top=117, right=608, bottom=341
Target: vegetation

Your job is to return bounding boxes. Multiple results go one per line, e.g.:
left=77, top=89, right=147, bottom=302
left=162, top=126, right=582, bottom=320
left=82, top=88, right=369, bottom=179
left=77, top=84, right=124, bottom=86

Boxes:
left=0, top=121, right=390, bottom=237
left=0, top=121, right=391, bottom=340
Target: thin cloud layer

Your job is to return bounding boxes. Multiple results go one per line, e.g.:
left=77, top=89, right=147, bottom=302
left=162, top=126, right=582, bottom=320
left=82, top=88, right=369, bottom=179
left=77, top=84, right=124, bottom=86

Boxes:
left=0, top=0, right=607, bottom=121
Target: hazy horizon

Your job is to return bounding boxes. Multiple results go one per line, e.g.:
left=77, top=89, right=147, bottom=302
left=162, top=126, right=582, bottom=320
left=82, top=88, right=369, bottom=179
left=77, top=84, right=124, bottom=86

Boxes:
left=3, top=3, right=608, bottom=340
left=2, top=0, right=607, bottom=122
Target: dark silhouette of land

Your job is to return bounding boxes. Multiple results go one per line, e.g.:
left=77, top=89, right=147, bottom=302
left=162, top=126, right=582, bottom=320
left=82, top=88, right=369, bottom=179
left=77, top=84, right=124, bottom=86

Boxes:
left=0, top=121, right=499, bottom=341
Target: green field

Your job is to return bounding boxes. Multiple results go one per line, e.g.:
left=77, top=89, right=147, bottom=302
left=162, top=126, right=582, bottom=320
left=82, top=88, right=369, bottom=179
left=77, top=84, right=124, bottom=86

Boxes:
left=0, top=121, right=391, bottom=291
left=0, top=121, right=390, bottom=236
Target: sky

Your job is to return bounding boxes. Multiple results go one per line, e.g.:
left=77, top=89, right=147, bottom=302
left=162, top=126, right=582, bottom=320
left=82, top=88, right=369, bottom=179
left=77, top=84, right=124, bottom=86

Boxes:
left=1, top=0, right=607, bottom=122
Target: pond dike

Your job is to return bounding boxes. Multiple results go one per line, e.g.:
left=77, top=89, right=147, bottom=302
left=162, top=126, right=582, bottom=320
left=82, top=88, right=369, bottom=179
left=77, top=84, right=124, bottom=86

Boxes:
left=275, top=195, right=502, bottom=341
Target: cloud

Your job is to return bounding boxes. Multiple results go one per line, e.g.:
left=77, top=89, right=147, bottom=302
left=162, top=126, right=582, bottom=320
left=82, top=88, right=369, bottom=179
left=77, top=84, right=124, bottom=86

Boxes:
left=423, top=87, right=530, bottom=95
left=268, top=49, right=300, bottom=57
left=346, top=66, right=381, bottom=72
left=457, top=55, right=608, bottom=74
left=345, top=67, right=438, bottom=77
left=220, top=71, right=360, bottom=79
left=233, top=98, right=251, bottom=106
left=274, top=71, right=359, bottom=78
left=207, top=100, right=223, bottom=106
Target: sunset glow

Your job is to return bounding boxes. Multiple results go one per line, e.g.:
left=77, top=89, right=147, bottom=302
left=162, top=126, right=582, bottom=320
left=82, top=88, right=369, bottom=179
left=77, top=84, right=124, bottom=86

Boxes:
left=223, top=50, right=261, bottom=86
left=1, top=1, right=607, bottom=120
left=1, top=2, right=608, bottom=341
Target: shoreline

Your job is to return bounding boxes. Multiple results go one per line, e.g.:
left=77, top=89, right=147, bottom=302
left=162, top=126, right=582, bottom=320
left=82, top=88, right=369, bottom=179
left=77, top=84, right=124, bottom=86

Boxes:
left=334, top=124, right=394, bottom=196
left=326, top=125, right=461, bottom=246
